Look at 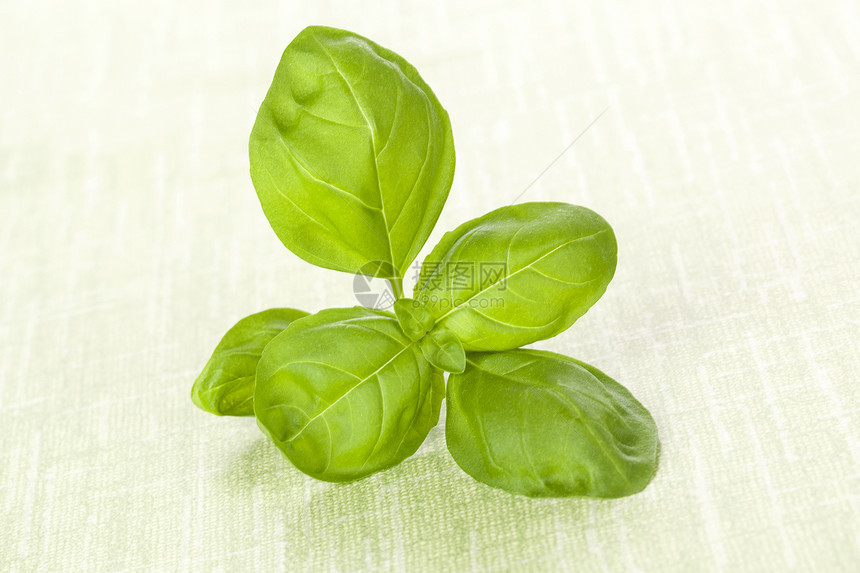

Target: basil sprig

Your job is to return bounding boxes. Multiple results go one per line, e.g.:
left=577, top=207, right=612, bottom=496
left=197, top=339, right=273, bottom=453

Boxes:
left=193, top=25, right=659, bottom=498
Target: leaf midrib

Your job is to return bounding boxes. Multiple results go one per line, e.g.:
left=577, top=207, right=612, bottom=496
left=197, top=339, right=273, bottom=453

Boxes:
left=283, top=339, right=417, bottom=443
left=433, top=229, right=609, bottom=325
left=314, top=35, right=399, bottom=275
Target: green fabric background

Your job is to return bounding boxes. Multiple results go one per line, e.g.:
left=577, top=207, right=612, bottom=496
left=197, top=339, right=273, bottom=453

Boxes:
left=2, top=0, right=858, bottom=571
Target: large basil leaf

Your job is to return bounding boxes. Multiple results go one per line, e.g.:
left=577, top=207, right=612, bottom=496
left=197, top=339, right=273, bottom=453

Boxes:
left=191, top=308, right=309, bottom=416
left=413, top=202, right=617, bottom=351
left=254, top=306, right=444, bottom=482
left=249, top=26, right=456, bottom=279
left=446, top=350, right=658, bottom=498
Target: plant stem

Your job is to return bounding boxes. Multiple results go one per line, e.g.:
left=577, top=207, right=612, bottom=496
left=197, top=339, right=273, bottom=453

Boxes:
left=388, top=277, right=404, bottom=300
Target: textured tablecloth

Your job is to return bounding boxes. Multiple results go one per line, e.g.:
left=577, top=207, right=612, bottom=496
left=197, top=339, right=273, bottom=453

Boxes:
left=2, top=1, right=859, bottom=571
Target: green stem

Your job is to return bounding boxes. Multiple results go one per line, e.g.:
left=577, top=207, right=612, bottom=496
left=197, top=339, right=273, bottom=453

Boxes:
left=388, top=277, right=404, bottom=300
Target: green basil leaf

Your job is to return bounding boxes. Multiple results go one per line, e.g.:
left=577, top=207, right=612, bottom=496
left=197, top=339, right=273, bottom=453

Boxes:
left=249, top=26, right=456, bottom=278
left=393, top=298, right=435, bottom=341
left=413, top=202, right=617, bottom=351
left=191, top=308, right=309, bottom=416
left=446, top=350, right=658, bottom=498
left=419, top=326, right=465, bottom=374
left=254, top=306, right=444, bottom=482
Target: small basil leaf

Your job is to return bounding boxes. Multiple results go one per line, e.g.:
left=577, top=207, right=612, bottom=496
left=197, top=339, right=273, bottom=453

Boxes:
left=191, top=308, right=309, bottom=416
left=413, top=202, right=617, bottom=351
left=250, top=26, right=456, bottom=278
left=254, top=306, right=444, bottom=482
left=393, top=298, right=435, bottom=341
left=419, top=326, right=466, bottom=374
left=446, top=350, right=658, bottom=498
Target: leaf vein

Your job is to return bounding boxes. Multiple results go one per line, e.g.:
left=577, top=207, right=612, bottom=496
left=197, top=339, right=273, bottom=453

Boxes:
left=285, top=341, right=416, bottom=443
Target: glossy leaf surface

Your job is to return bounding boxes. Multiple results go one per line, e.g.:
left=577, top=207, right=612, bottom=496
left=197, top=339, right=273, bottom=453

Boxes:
left=191, top=308, right=309, bottom=416
left=255, top=307, right=444, bottom=482
left=414, top=202, right=617, bottom=351
left=250, top=26, right=456, bottom=278
left=446, top=350, right=658, bottom=498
